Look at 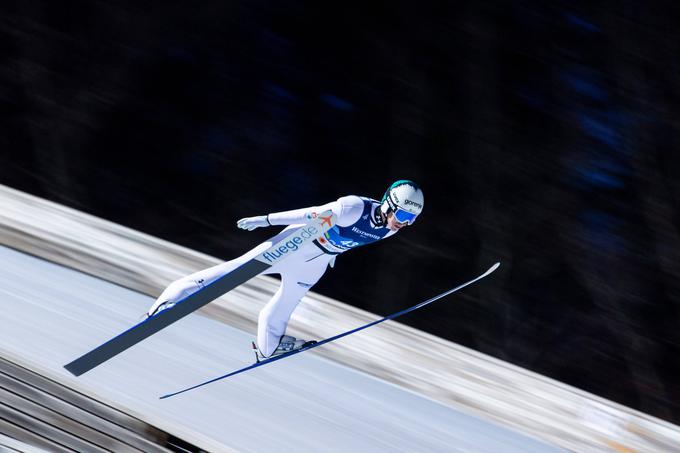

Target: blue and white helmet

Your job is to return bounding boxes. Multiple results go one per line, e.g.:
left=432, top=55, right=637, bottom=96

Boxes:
left=380, top=180, right=424, bottom=224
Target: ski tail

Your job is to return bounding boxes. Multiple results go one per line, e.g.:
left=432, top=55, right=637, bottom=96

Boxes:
left=160, top=262, right=500, bottom=399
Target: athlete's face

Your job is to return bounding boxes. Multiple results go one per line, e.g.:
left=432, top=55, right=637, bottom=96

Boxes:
left=386, top=212, right=408, bottom=232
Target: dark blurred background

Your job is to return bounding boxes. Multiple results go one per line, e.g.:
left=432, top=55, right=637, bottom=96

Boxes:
left=1, top=0, right=679, bottom=423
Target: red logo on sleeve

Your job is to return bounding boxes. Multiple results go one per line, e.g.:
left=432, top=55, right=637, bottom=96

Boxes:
left=320, top=215, right=333, bottom=228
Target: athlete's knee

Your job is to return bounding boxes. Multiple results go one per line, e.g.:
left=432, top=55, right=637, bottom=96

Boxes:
left=258, top=291, right=302, bottom=325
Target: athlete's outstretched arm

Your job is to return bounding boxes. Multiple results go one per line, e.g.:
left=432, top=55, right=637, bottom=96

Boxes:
left=236, top=196, right=363, bottom=231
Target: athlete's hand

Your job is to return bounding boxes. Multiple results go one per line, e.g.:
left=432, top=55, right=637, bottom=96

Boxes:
left=237, top=215, right=270, bottom=231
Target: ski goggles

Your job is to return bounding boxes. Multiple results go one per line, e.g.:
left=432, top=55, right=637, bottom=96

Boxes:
left=393, top=208, right=418, bottom=225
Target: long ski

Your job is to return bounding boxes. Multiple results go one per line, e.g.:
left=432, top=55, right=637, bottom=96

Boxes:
left=160, top=262, right=500, bottom=399
left=64, top=211, right=337, bottom=377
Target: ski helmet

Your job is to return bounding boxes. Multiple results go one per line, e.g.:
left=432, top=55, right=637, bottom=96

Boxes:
left=381, top=180, right=424, bottom=224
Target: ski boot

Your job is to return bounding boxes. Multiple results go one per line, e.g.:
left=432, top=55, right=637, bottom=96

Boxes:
left=252, top=335, right=317, bottom=362
left=142, top=300, right=176, bottom=320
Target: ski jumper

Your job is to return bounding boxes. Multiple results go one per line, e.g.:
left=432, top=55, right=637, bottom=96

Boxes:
left=150, top=195, right=396, bottom=357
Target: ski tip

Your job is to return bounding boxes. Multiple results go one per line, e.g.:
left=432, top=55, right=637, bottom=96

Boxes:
left=484, top=262, right=500, bottom=276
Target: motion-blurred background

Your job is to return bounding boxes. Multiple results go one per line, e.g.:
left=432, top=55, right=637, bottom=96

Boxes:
left=1, top=0, right=679, bottom=425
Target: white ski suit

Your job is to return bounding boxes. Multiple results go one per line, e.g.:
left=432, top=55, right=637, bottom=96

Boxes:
left=149, top=195, right=396, bottom=357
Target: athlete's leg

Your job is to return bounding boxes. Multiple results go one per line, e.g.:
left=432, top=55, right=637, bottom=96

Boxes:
left=147, top=225, right=300, bottom=316
left=256, top=252, right=331, bottom=356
